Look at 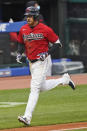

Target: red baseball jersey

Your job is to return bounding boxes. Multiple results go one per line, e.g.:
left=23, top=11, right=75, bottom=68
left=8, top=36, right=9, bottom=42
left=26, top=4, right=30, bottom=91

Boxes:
left=17, top=23, right=59, bottom=60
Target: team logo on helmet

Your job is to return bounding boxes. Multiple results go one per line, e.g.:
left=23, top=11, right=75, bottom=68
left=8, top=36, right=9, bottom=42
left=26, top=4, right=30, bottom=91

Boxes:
left=24, top=6, right=39, bottom=16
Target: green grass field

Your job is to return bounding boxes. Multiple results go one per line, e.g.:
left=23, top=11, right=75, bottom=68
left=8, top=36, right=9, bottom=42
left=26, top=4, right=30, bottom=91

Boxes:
left=67, top=129, right=87, bottom=131
left=0, top=84, right=87, bottom=130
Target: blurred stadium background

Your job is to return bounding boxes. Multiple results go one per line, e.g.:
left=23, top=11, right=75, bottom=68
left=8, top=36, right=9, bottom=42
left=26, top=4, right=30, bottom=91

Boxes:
left=0, top=0, right=87, bottom=77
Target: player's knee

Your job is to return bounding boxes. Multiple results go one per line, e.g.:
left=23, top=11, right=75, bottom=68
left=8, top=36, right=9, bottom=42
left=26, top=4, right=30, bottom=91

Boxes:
left=31, top=80, right=42, bottom=88
left=30, top=86, right=40, bottom=94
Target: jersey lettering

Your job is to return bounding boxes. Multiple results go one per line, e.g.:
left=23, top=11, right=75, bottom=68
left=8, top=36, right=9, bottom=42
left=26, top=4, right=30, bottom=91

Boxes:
left=23, top=33, right=44, bottom=42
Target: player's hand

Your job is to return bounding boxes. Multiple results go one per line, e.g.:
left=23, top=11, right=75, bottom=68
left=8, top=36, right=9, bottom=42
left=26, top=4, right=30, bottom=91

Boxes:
left=16, top=53, right=22, bottom=64
left=37, top=52, right=48, bottom=61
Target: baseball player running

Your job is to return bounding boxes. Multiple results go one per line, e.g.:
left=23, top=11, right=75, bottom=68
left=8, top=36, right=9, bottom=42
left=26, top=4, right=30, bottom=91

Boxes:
left=17, top=6, right=75, bottom=126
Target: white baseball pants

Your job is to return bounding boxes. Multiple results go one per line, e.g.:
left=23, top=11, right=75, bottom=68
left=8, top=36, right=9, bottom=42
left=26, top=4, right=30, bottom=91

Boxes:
left=23, top=55, right=68, bottom=123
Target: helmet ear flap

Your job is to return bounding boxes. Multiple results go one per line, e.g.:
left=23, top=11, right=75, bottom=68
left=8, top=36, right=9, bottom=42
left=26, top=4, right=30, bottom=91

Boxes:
left=33, top=15, right=39, bottom=21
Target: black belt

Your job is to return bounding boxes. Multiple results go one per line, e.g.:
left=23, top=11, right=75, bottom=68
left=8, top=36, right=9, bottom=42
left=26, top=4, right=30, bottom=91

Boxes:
left=29, top=59, right=38, bottom=63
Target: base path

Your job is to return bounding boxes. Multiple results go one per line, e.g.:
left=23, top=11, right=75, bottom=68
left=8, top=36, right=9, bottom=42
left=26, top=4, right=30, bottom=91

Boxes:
left=0, top=73, right=87, bottom=131
left=0, top=73, right=87, bottom=90
left=1, top=122, right=87, bottom=131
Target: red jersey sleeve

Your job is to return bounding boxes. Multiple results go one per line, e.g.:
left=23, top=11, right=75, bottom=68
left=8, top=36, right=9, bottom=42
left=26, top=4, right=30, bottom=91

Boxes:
left=17, top=28, right=24, bottom=44
left=47, top=27, right=59, bottom=43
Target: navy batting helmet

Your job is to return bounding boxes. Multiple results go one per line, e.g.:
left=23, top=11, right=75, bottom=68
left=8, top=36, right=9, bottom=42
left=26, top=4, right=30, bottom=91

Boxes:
left=24, top=6, right=39, bottom=17
left=26, top=1, right=37, bottom=8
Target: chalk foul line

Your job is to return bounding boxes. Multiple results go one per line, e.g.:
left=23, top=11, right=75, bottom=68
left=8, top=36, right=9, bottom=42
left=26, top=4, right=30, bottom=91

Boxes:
left=50, top=126, right=87, bottom=131
left=0, top=102, right=27, bottom=107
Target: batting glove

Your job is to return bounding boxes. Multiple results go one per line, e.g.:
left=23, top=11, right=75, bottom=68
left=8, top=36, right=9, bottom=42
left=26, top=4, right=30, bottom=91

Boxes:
left=37, top=52, right=48, bottom=61
left=16, top=53, right=22, bottom=64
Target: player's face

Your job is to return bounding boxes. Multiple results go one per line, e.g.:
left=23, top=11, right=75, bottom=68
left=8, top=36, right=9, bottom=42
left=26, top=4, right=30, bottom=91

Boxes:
left=27, top=15, right=34, bottom=26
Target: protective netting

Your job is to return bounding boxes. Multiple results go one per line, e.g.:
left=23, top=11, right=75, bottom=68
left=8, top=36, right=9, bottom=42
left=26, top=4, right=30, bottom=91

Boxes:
left=0, top=21, right=27, bottom=65
left=67, top=22, right=87, bottom=56
left=67, top=2, right=87, bottom=56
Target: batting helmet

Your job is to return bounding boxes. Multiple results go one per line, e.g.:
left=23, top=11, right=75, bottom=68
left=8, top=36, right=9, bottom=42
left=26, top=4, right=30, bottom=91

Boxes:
left=26, top=1, right=37, bottom=8
left=24, top=6, right=39, bottom=17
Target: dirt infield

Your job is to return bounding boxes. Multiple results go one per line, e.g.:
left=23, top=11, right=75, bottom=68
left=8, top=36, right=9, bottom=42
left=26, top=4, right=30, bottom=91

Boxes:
left=0, top=73, right=87, bottom=131
left=0, top=73, right=87, bottom=90
left=0, top=122, right=87, bottom=131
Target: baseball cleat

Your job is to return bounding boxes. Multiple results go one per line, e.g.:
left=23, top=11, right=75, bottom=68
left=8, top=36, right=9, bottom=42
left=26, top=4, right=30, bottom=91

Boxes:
left=69, top=80, right=75, bottom=90
left=18, top=116, right=30, bottom=125
left=62, top=73, right=75, bottom=90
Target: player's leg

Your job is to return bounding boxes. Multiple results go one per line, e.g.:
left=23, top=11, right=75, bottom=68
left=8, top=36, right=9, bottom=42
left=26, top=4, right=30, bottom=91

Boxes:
left=46, top=55, right=52, bottom=76
left=40, top=56, right=75, bottom=92
left=18, top=83, right=40, bottom=125
left=40, top=73, right=75, bottom=92
left=18, top=60, right=48, bottom=125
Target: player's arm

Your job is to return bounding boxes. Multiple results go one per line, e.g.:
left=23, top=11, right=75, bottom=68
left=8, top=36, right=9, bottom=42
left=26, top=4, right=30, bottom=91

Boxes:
left=38, top=39, right=62, bottom=61
left=17, top=43, right=25, bottom=54
left=16, top=43, right=25, bottom=64
left=48, top=39, right=62, bottom=55
left=47, top=27, right=62, bottom=55
left=16, top=29, right=25, bottom=63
